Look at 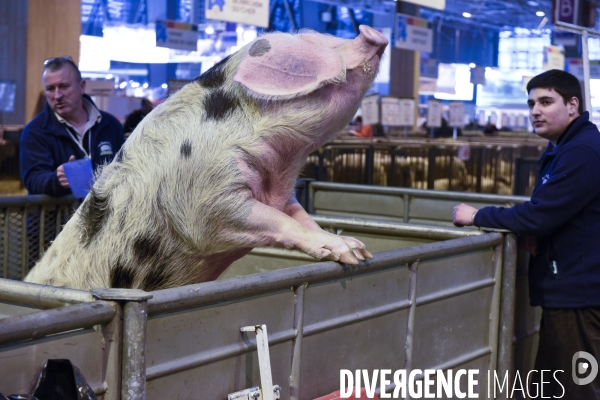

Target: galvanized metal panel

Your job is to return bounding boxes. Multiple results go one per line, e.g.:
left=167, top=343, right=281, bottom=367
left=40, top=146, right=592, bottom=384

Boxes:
left=301, top=312, right=408, bottom=399
left=412, top=288, right=494, bottom=368
left=313, top=190, right=404, bottom=219
left=299, top=266, right=410, bottom=398
left=0, top=329, right=106, bottom=395
left=147, top=342, right=292, bottom=400
left=415, top=251, right=494, bottom=298
left=408, top=197, right=512, bottom=224
left=145, top=291, right=295, bottom=399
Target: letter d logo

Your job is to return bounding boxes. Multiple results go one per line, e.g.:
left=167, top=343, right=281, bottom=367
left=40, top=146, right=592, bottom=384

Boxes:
left=572, top=351, right=599, bottom=385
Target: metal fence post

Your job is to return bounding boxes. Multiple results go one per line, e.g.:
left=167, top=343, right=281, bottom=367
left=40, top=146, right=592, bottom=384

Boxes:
left=290, top=283, right=307, bottom=400
left=496, top=232, right=517, bottom=400
left=93, top=288, right=153, bottom=400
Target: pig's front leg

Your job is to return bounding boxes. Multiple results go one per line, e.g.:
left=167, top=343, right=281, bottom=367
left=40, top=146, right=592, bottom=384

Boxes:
left=228, top=197, right=367, bottom=264
left=283, top=196, right=373, bottom=262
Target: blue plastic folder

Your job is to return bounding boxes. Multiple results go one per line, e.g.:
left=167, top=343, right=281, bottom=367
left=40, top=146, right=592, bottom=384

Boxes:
left=63, top=157, right=94, bottom=198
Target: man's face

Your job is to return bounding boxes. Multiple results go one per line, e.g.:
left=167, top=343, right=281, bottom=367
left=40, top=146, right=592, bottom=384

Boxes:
left=527, top=87, right=579, bottom=143
left=42, top=66, right=85, bottom=121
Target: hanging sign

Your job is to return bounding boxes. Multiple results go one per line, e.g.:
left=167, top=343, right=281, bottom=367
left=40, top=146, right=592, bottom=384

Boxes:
left=421, top=58, right=438, bottom=79
left=394, top=13, right=433, bottom=53
left=85, top=80, right=114, bottom=96
left=554, top=0, right=579, bottom=25
left=567, top=59, right=600, bottom=80
left=470, top=67, right=486, bottom=85
left=361, top=96, right=380, bottom=126
left=155, top=19, right=199, bottom=51
left=206, top=0, right=270, bottom=28
left=427, top=99, right=442, bottom=128
left=542, top=45, right=565, bottom=71
left=398, top=99, right=415, bottom=127
left=449, top=102, right=465, bottom=128
left=381, top=97, right=402, bottom=126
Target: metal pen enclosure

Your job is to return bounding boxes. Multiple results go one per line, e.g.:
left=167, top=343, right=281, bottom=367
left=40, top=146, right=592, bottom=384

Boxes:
left=0, top=217, right=516, bottom=400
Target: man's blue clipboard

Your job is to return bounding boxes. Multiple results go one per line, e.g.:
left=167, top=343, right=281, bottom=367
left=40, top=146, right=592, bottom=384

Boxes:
left=63, top=158, right=94, bottom=198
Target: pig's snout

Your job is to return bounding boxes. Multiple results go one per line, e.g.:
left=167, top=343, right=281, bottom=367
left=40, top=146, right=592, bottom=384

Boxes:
left=358, top=25, right=388, bottom=48
left=337, top=25, right=388, bottom=71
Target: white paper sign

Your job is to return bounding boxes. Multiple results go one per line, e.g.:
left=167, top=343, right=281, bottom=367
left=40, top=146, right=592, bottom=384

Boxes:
left=394, top=13, right=433, bottom=53
left=361, top=96, right=380, bottom=126
left=449, top=102, right=465, bottom=127
left=427, top=99, right=442, bottom=128
left=399, top=99, right=415, bottom=127
left=458, top=146, right=471, bottom=161
left=155, top=19, right=198, bottom=51
left=567, top=59, right=600, bottom=80
left=478, top=110, right=487, bottom=126
left=206, top=0, right=270, bottom=28
left=85, top=80, right=114, bottom=96
left=543, top=45, right=565, bottom=71
left=381, top=97, right=402, bottom=126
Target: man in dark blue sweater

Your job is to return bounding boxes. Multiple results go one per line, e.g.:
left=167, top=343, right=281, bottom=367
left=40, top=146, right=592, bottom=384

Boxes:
left=20, top=56, right=124, bottom=197
left=454, top=69, right=600, bottom=399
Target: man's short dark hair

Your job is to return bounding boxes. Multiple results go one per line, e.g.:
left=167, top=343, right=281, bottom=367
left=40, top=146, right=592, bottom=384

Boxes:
left=526, top=69, right=583, bottom=114
left=43, top=56, right=82, bottom=82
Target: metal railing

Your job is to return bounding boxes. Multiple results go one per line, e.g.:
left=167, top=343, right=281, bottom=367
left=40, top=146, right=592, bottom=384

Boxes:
left=0, top=217, right=517, bottom=400
left=301, top=141, right=544, bottom=195
left=0, top=195, right=79, bottom=279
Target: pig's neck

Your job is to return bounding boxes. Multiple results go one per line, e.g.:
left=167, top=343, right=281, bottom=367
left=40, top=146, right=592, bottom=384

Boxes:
left=241, top=139, right=309, bottom=208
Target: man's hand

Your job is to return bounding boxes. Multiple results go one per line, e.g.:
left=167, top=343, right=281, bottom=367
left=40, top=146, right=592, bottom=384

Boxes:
left=57, top=155, right=76, bottom=189
left=452, top=203, right=478, bottom=227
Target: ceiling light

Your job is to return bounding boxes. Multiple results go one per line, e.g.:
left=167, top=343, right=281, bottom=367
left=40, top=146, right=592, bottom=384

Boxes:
left=469, top=63, right=476, bottom=68
left=536, top=11, right=545, bottom=17
left=463, top=12, right=472, bottom=18
left=527, top=1, right=539, bottom=6
left=205, top=26, right=215, bottom=35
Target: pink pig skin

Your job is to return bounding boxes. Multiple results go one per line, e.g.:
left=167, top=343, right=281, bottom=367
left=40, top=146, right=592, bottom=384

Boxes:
left=24, top=26, right=388, bottom=290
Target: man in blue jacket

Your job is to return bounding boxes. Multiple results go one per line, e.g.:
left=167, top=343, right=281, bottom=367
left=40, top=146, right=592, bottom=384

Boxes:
left=453, top=69, right=600, bottom=399
left=20, top=56, right=124, bottom=197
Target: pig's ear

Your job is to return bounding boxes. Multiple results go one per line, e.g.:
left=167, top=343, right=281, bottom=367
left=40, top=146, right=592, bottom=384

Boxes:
left=234, top=34, right=344, bottom=98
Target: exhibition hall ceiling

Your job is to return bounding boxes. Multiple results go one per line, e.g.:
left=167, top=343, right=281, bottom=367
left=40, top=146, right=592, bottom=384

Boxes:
left=83, top=0, right=592, bottom=31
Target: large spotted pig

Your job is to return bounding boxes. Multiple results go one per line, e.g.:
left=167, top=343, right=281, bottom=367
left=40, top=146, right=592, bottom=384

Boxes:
left=24, top=26, right=387, bottom=290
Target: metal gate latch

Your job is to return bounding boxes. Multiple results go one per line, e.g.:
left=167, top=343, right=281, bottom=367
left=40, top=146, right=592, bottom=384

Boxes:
left=227, top=324, right=281, bottom=400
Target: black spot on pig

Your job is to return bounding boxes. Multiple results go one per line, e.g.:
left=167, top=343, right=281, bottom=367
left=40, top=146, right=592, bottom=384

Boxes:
left=180, top=140, right=192, bottom=159
left=249, top=39, right=271, bottom=57
left=133, top=235, right=161, bottom=263
left=194, top=55, right=230, bottom=89
left=140, top=264, right=172, bottom=292
left=204, top=89, right=239, bottom=121
left=110, top=261, right=135, bottom=289
left=79, top=187, right=111, bottom=246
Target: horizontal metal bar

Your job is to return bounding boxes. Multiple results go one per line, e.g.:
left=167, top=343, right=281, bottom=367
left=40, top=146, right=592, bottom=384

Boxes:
left=310, top=182, right=528, bottom=204
left=429, top=346, right=493, bottom=372
left=0, top=278, right=96, bottom=309
left=555, top=21, right=600, bottom=38
left=0, top=301, right=116, bottom=345
left=376, top=346, right=493, bottom=395
left=146, top=328, right=298, bottom=381
left=0, top=194, right=77, bottom=208
left=147, top=299, right=411, bottom=381
left=148, top=233, right=503, bottom=316
left=303, top=299, right=411, bottom=337
left=313, top=215, right=481, bottom=240
left=416, top=278, right=496, bottom=306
